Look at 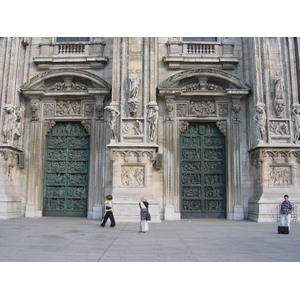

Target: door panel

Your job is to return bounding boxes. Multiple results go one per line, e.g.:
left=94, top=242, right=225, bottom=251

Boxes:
left=181, top=123, right=226, bottom=218
left=43, top=122, right=89, bottom=217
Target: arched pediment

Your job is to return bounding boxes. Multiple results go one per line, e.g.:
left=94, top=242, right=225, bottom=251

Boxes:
left=157, top=68, right=250, bottom=95
left=20, top=69, right=111, bottom=96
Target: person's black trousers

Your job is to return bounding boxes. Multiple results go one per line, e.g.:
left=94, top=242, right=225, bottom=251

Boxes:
left=100, top=211, right=116, bottom=227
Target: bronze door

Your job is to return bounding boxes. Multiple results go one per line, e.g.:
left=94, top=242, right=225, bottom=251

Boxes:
left=181, top=122, right=226, bottom=218
left=43, top=122, right=89, bottom=217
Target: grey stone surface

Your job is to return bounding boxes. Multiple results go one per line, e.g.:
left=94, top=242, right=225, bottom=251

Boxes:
left=1, top=217, right=300, bottom=262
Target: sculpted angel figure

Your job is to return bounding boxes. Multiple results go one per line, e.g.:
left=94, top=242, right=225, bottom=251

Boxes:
left=2, top=104, right=17, bottom=143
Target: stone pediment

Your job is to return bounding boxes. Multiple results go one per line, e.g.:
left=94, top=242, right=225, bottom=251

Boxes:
left=157, top=68, right=250, bottom=95
left=20, top=69, right=111, bottom=95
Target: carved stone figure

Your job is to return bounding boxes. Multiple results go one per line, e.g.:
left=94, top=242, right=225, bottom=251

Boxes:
left=128, top=69, right=140, bottom=100
left=275, top=71, right=284, bottom=100
left=292, top=107, right=300, bottom=143
left=147, top=106, right=158, bottom=142
left=254, top=104, right=267, bottom=142
left=105, top=105, right=120, bottom=141
left=134, top=120, right=143, bottom=135
left=2, top=104, right=17, bottom=144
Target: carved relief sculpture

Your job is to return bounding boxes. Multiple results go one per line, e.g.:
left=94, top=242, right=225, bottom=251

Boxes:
left=127, top=70, right=140, bottom=116
left=254, top=103, right=267, bottom=142
left=105, top=105, right=120, bottom=141
left=121, top=166, right=145, bottom=186
left=190, top=100, right=215, bottom=116
left=134, top=120, right=143, bottom=135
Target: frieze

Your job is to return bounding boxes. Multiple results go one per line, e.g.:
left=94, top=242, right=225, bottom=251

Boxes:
left=111, top=149, right=156, bottom=163
left=190, top=99, right=216, bottom=116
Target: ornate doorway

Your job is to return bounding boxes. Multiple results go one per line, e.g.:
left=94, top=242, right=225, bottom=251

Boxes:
left=43, top=122, right=89, bottom=217
left=181, top=122, right=226, bottom=218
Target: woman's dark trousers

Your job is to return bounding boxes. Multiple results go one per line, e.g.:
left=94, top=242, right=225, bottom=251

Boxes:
left=101, top=211, right=116, bottom=227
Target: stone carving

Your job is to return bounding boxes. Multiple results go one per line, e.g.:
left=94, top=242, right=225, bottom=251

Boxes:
left=274, top=71, right=285, bottom=118
left=105, top=105, right=120, bottom=141
left=121, top=166, right=145, bottom=186
left=46, top=77, right=88, bottom=91
left=216, top=121, right=227, bottom=136
left=45, top=120, right=56, bottom=135
left=43, top=103, right=54, bottom=118
left=166, top=99, right=174, bottom=120
left=270, top=121, right=289, bottom=135
left=134, top=120, right=143, bottom=135
left=176, top=104, right=186, bottom=118
left=269, top=166, right=291, bottom=186
left=182, top=80, right=223, bottom=92
left=122, top=122, right=129, bottom=135
left=292, top=107, right=300, bottom=143
left=30, top=99, right=40, bottom=121
left=179, top=121, right=189, bottom=134
left=190, top=100, right=215, bottom=116
left=232, top=99, right=241, bottom=119
left=84, top=104, right=94, bottom=117
left=95, top=99, right=104, bottom=119
left=147, top=106, right=158, bottom=142
left=254, top=103, right=267, bottom=142
left=56, top=101, right=81, bottom=115
left=127, top=70, right=140, bottom=116
left=2, top=104, right=17, bottom=144
left=81, top=120, right=91, bottom=134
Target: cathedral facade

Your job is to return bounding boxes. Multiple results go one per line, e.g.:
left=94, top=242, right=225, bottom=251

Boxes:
left=1, top=37, right=299, bottom=222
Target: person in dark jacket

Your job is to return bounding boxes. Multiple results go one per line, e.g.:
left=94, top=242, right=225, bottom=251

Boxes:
left=280, top=195, right=293, bottom=231
left=100, top=195, right=116, bottom=228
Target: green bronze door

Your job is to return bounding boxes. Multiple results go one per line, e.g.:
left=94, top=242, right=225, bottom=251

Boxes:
left=44, top=122, right=89, bottom=217
left=181, top=122, right=226, bottom=218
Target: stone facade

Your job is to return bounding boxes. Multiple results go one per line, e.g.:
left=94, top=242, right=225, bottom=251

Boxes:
left=1, top=37, right=300, bottom=222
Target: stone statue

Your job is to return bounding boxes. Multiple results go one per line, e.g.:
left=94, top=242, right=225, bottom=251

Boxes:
left=292, top=107, right=300, bottom=143
left=147, top=106, right=159, bottom=142
left=275, top=71, right=284, bottom=100
left=254, top=104, right=267, bottom=142
left=128, top=69, right=140, bottom=100
left=105, top=106, right=120, bottom=141
left=2, top=104, right=17, bottom=144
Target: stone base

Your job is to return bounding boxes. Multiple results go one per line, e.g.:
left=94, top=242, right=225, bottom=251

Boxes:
left=89, top=203, right=103, bottom=220
left=113, top=200, right=161, bottom=223
left=164, top=205, right=181, bottom=220
left=25, top=203, right=42, bottom=218
left=0, top=201, right=22, bottom=219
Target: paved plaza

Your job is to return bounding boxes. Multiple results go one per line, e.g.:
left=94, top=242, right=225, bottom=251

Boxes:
left=0, top=217, right=300, bottom=262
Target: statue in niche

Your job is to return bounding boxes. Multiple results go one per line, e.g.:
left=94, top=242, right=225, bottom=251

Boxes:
left=254, top=104, right=267, bottom=142
left=128, top=70, right=140, bottom=116
left=292, top=107, right=300, bottom=143
left=275, top=71, right=284, bottom=100
left=105, top=105, right=120, bottom=141
left=274, top=71, right=285, bottom=118
left=128, top=69, right=140, bottom=99
left=147, top=106, right=159, bottom=142
left=2, top=104, right=17, bottom=144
